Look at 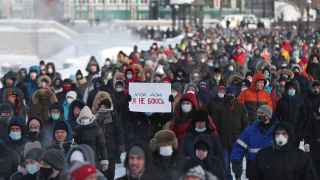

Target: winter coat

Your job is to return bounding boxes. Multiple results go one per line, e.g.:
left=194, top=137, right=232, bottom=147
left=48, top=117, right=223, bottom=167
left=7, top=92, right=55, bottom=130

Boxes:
left=183, top=134, right=225, bottom=178
left=304, top=101, right=320, bottom=161
left=117, top=144, right=161, bottom=180
left=306, top=62, right=320, bottom=80
left=74, top=122, right=108, bottom=162
left=67, top=100, right=85, bottom=129
left=93, top=91, right=125, bottom=159
left=62, top=101, right=70, bottom=121
left=181, top=128, right=223, bottom=163
left=31, top=88, right=58, bottom=124
left=0, top=142, right=20, bottom=180
left=2, top=88, right=26, bottom=118
left=169, top=93, right=199, bottom=142
left=238, top=72, right=273, bottom=122
left=215, top=99, right=248, bottom=151
left=185, top=157, right=225, bottom=180
left=231, top=121, right=278, bottom=179
left=151, top=151, right=184, bottom=180
left=124, top=112, right=153, bottom=147
left=6, top=117, right=27, bottom=158
left=275, top=84, right=304, bottom=141
left=48, top=120, right=73, bottom=155
left=255, top=122, right=318, bottom=180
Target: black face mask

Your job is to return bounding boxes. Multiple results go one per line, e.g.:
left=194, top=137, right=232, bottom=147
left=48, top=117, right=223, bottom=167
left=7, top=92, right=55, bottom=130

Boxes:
left=224, top=95, right=235, bottom=103
left=39, top=167, right=53, bottom=178
left=28, top=131, right=39, bottom=139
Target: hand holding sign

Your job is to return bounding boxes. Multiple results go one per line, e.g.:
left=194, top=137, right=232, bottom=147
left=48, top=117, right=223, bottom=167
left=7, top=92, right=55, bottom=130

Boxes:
left=129, top=83, right=172, bottom=113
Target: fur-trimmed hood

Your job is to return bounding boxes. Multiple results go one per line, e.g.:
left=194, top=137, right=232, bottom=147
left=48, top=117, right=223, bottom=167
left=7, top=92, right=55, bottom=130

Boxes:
left=91, top=91, right=114, bottom=114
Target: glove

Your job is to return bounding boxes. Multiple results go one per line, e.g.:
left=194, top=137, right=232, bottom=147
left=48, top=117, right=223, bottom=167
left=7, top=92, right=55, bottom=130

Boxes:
left=100, top=160, right=109, bottom=172
left=169, top=95, right=174, bottom=102
left=304, top=144, right=310, bottom=152
left=231, top=160, right=242, bottom=179
left=127, top=95, right=132, bottom=102
left=120, top=152, right=127, bottom=164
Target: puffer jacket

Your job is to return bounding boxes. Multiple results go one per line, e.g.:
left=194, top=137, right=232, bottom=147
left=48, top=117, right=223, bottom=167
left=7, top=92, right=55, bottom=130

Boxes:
left=238, top=72, right=273, bottom=122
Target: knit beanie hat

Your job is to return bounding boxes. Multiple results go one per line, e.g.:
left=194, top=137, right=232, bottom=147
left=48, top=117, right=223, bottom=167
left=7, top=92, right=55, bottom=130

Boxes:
left=71, top=164, right=96, bottom=180
left=257, top=105, right=273, bottom=119
left=25, top=148, right=44, bottom=161
left=185, top=165, right=206, bottom=180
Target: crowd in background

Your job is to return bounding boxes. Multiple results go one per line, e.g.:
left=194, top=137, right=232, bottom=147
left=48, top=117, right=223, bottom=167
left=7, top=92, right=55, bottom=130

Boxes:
left=0, top=24, right=320, bottom=180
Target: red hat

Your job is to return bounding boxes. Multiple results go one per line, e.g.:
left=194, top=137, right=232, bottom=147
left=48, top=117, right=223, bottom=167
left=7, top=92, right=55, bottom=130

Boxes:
left=71, top=164, right=96, bottom=180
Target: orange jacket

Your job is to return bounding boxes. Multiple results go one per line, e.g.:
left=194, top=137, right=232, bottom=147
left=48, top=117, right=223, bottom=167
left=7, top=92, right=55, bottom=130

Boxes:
left=238, top=72, right=273, bottom=121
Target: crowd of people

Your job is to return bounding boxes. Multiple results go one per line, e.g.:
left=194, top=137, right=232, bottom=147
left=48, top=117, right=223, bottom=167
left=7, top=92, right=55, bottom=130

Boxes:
left=0, top=24, right=320, bottom=180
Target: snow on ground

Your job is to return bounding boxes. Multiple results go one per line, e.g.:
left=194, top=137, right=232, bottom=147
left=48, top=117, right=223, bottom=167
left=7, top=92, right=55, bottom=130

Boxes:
left=0, top=21, right=183, bottom=79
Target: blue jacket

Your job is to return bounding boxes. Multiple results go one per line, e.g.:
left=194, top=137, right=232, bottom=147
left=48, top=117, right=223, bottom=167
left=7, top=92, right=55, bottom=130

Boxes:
left=231, top=121, right=277, bottom=161
left=63, top=100, right=70, bottom=121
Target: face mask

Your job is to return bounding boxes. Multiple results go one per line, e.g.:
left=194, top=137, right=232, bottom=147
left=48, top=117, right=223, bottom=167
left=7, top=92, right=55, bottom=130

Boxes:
left=105, top=61, right=111, bottom=67
left=9, top=131, right=22, bottom=140
left=127, top=74, right=133, bottom=80
left=39, top=167, right=53, bottom=177
left=26, top=163, right=40, bottom=175
left=217, top=92, right=225, bottom=98
left=66, top=98, right=75, bottom=104
left=264, top=71, right=270, bottom=79
left=228, top=66, right=234, bottom=72
left=159, top=146, right=173, bottom=157
left=41, top=82, right=47, bottom=88
left=275, top=134, right=288, bottom=147
left=51, top=113, right=60, bottom=121
left=115, top=87, right=124, bottom=92
left=225, top=95, right=235, bottom=102
left=288, top=89, right=296, bottom=96
left=181, top=104, right=192, bottom=113
left=214, top=75, right=221, bottom=81
left=172, top=91, right=178, bottom=98
left=313, top=89, right=320, bottom=95
left=257, top=115, right=269, bottom=124
left=195, top=127, right=207, bottom=133
left=48, top=68, right=54, bottom=74
left=30, top=73, right=37, bottom=80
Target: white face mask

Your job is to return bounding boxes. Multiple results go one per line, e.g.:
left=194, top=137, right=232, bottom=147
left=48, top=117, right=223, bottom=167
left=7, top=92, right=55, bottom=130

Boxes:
left=181, top=104, right=192, bottom=113
left=159, top=146, right=173, bottom=157
left=127, top=74, right=133, bottom=80
left=228, top=66, right=234, bottom=71
left=48, top=68, right=54, bottom=74
left=195, top=127, right=207, bottom=133
left=172, top=91, right=178, bottom=98
left=66, top=97, right=75, bottom=104
left=214, top=75, right=221, bottom=81
left=275, top=135, right=288, bottom=147
left=217, top=92, right=225, bottom=98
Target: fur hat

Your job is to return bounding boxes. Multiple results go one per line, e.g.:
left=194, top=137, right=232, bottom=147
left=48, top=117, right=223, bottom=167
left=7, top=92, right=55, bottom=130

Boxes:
left=150, top=130, right=178, bottom=152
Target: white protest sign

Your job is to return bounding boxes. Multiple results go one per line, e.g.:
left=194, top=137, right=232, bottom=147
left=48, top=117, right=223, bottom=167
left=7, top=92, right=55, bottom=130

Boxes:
left=129, top=83, right=172, bottom=113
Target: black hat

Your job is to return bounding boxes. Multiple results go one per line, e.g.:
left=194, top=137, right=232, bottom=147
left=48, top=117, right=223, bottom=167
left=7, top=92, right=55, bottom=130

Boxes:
left=53, top=121, right=68, bottom=133
left=194, top=140, right=209, bottom=151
